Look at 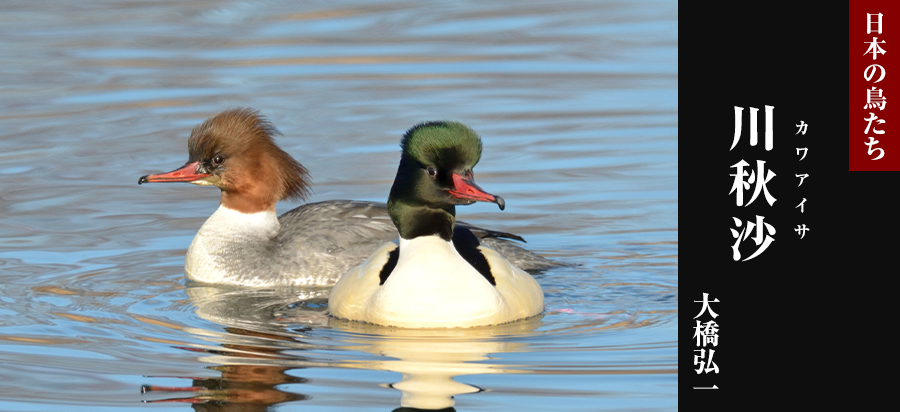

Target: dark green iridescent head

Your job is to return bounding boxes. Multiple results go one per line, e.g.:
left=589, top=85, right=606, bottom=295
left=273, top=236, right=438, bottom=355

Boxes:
left=388, top=121, right=505, bottom=240
left=400, top=121, right=482, bottom=171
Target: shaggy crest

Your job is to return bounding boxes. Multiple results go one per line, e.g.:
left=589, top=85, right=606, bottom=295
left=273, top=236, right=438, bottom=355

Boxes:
left=188, top=108, right=311, bottom=203
left=400, top=121, right=482, bottom=168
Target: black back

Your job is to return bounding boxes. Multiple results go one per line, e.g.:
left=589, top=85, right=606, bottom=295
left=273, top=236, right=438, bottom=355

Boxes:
left=378, top=247, right=400, bottom=285
left=452, top=227, right=495, bottom=285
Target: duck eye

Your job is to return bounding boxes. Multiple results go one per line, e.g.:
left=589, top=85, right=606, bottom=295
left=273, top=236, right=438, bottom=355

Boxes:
left=212, top=155, right=224, bottom=165
left=426, top=167, right=437, bottom=178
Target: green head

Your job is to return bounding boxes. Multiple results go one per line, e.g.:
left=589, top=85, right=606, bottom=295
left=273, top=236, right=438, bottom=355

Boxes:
left=388, top=121, right=505, bottom=240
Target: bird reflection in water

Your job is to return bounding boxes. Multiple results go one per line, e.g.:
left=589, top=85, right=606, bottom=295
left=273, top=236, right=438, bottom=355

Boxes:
left=141, top=284, right=542, bottom=411
left=141, top=326, right=309, bottom=410
left=332, top=317, right=542, bottom=410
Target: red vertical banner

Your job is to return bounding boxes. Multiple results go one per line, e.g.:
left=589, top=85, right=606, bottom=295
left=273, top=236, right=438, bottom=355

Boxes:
left=851, top=2, right=899, bottom=170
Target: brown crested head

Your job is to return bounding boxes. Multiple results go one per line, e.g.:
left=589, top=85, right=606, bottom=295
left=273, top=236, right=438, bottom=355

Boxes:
left=186, top=108, right=311, bottom=213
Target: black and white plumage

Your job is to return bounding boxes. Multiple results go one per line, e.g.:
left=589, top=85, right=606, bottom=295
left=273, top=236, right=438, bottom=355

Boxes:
left=328, top=121, right=545, bottom=327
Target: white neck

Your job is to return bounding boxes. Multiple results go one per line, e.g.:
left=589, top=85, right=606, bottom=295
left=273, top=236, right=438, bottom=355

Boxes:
left=198, top=205, right=280, bottom=239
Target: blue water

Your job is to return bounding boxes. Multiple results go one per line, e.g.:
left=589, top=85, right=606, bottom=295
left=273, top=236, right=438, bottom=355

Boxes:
left=0, top=0, right=677, bottom=410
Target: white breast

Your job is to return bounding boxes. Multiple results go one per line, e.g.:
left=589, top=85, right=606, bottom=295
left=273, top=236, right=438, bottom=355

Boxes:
left=185, top=205, right=279, bottom=284
left=329, top=235, right=545, bottom=328
left=366, top=236, right=503, bottom=327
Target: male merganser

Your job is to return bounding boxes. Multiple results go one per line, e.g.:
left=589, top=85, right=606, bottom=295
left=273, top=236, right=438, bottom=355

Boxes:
left=328, top=121, right=544, bottom=327
left=139, top=108, right=558, bottom=287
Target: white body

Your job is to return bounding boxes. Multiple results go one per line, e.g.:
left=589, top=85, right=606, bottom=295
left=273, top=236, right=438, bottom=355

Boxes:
left=329, top=235, right=544, bottom=328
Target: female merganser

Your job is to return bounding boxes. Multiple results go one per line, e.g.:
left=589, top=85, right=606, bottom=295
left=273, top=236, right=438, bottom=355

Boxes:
left=328, top=121, right=544, bottom=328
left=139, top=109, right=558, bottom=287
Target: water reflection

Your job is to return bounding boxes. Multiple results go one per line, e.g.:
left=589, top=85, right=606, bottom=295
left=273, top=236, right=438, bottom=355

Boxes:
left=144, top=284, right=544, bottom=410
left=333, top=317, right=542, bottom=410
left=142, top=285, right=326, bottom=409
left=143, top=330, right=309, bottom=409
